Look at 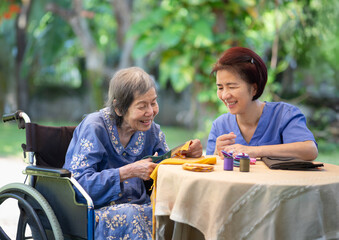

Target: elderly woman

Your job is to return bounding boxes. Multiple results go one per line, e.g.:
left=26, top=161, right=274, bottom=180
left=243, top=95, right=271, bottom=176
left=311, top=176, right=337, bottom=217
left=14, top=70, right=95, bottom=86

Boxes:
left=63, top=67, right=202, bottom=239
left=206, top=47, right=318, bottom=161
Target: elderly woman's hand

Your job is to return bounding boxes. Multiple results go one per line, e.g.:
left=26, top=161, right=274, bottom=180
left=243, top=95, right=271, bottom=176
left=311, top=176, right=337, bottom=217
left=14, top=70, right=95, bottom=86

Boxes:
left=184, top=139, right=203, bottom=158
left=119, top=158, right=157, bottom=181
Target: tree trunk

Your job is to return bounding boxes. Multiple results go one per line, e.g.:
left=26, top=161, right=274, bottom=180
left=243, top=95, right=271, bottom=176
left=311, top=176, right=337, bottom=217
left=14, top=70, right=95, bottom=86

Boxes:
left=15, top=0, right=32, bottom=112
left=111, top=0, right=135, bottom=69
left=0, top=38, right=11, bottom=115
left=46, top=0, right=105, bottom=111
left=270, top=0, right=280, bottom=70
left=280, top=64, right=295, bottom=98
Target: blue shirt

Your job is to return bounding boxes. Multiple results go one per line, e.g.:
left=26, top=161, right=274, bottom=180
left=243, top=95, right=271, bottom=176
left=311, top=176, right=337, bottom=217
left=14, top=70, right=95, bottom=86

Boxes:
left=64, top=107, right=169, bottom=208
left=206, top=102, right=317, bottom=155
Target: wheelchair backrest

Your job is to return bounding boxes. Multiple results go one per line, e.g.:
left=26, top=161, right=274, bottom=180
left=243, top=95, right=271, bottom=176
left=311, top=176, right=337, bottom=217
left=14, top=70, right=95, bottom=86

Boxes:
left=25, top=123, right=76, bottom=168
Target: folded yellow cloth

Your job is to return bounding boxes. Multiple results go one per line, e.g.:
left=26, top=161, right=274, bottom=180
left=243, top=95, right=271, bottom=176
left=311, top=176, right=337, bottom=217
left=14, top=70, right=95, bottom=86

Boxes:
left=182, top=163, right=215, bottom=172
left=150, top=155, right=217, bottom=182
left=171, top=140, right=191, bottom=158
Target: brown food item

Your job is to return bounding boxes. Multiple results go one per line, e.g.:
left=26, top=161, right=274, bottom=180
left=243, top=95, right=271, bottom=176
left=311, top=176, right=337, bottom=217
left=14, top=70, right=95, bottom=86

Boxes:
left=182, top=163, right=214, bottom=172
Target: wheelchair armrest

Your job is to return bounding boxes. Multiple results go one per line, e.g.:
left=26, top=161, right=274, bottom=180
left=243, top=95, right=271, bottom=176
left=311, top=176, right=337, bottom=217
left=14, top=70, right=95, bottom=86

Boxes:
left=24, top=165, right=72, bottom=178
left=25, top=165, right=94, bottom=210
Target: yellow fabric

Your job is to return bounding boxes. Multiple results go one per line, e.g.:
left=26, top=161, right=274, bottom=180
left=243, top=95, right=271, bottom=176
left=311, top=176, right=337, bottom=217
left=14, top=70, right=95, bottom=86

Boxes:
left=150, top=156, right=217, bottom=182
left=149, top=141, right=216, bottom=239
left=171, top=140, right=192, bottom=158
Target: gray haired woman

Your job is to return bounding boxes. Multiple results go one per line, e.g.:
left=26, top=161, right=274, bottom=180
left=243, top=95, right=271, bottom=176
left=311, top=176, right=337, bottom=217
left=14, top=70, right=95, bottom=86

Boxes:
left=63, top=67, right=202, bottom=239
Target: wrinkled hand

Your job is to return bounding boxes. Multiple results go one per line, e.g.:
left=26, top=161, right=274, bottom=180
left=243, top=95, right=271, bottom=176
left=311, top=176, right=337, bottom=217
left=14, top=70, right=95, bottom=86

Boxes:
left=119, top=155, right=158, bottom=181
left=223, top=144, right=256, bottom=158
left=183, top=139, right=203, bottom=158
left=131, top=158, right=157, bottom=180
left=215, top=132, right=236, bottom=157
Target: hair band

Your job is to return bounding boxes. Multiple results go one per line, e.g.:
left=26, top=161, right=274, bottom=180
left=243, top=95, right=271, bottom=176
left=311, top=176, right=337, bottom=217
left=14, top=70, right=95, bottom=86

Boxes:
left=251, top=58, right=254, bottom=64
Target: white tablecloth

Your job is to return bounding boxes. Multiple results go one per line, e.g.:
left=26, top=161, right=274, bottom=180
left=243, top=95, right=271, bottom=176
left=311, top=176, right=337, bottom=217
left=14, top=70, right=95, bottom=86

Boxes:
left=154, top=158, right=339, bottom=240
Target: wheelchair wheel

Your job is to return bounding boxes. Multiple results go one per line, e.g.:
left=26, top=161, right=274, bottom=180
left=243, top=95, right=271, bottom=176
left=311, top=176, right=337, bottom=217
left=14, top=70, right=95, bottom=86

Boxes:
left=0, top=183, right=64, bottom=240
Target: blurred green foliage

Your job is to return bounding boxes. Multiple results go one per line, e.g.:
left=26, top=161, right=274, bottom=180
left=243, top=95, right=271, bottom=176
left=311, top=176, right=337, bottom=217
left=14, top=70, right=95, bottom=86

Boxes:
left=126, top=0, right=339, bottom=144
left=0, top=0, right=338, bottom=152
left=0, top=123, right=25, bottom=157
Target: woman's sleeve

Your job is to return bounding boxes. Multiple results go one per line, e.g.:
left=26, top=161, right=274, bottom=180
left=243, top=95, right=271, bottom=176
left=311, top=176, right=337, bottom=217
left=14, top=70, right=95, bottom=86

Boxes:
left=281, top=106, right=317, bottom=146
left=64, top=121, right=122, bottom=206
left=206, top=121, right=218, bottom=155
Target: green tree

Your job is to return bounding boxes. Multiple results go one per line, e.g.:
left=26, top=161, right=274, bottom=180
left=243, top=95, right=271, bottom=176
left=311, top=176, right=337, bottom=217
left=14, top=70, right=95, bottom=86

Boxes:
left=127, top=0, right=338, bottom=141
left=1, top=0, right=338, bottom=144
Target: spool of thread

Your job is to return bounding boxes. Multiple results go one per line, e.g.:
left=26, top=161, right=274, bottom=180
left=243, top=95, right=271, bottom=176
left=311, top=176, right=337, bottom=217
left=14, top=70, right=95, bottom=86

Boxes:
left=240, top=157, right=250, bottom=172
left=224, top=157, right=234, bottom=171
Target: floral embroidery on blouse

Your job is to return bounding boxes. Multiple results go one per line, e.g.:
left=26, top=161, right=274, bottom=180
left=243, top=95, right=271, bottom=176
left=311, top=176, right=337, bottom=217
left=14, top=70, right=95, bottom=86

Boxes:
left=159, top=131, right=169, bottom=151
left=70, top=153, right=89, bottom=177
left=128, top=132, right=145, bottom=155
left=80, top=138, right=94, bottom=152
left=100, top=107, right=145, bottom=156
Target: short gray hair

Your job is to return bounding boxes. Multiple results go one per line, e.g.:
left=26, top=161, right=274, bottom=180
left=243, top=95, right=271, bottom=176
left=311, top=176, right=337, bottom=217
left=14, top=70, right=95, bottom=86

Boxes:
left=106, top=67, right=156, bottom=127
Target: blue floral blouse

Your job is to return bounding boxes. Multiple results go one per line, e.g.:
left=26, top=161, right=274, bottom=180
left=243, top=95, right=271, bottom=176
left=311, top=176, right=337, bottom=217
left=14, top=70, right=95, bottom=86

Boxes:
left=63, top=107, right=169, bottom=208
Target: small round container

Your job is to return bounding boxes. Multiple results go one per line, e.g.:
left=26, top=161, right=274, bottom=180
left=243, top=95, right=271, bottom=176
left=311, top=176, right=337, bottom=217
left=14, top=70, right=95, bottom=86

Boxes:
left=224, top=157, right=234, bottom=171
left=221, top=150, right=234, bottom=171
left=236, top=153, right=250, bottom=172
left=240, top=158, right=250, bottom=172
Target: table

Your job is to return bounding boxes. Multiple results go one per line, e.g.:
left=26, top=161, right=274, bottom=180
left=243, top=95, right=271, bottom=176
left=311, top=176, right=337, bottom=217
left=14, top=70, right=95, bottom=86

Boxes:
left=154, top=158, right=339, bottom=240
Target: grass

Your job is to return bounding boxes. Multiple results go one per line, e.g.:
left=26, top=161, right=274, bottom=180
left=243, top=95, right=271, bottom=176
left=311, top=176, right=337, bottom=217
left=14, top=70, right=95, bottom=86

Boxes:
left=0, top=121, right=77, bottom=157
left=161, top=126, right=196, bottom=149
left=1, top=121, right=338, bottom=165
left=0, top=122, right=26, bottom=157
left=316, top=151, right=339, bottom=166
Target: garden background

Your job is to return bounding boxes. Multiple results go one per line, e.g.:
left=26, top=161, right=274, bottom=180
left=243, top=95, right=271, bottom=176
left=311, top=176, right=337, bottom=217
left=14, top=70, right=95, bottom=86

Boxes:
left=0, top=0, right=338, bottom=165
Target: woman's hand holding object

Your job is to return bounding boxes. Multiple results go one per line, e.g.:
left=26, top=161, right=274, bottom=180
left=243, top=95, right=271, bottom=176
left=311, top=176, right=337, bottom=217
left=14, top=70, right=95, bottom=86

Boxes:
left=215, top=132, right=236, bottom=157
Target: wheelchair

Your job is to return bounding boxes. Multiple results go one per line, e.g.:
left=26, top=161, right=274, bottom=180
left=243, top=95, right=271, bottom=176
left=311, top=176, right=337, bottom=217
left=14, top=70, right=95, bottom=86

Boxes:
left=0, top=110, right=94, bottom=240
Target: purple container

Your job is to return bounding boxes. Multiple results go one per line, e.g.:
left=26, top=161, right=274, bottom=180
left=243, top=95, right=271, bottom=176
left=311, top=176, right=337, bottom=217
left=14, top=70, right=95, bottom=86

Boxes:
left=224, top=157, right=234, bottom=171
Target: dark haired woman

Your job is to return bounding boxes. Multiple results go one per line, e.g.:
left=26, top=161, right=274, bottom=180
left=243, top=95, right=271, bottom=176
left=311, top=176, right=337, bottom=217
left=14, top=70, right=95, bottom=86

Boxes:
left=64, top=67, right=202, bottom=239
left=206, top=47, right=318, bottom=161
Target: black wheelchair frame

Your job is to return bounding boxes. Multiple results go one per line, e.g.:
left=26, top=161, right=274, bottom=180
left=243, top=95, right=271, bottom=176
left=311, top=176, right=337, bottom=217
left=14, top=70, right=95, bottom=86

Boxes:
left=0, top=111, right=95, bottom=240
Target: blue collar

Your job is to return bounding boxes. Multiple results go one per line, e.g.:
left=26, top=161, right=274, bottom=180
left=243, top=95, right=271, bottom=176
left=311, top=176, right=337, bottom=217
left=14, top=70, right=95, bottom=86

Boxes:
left=100, top=108, right=145, bottom=156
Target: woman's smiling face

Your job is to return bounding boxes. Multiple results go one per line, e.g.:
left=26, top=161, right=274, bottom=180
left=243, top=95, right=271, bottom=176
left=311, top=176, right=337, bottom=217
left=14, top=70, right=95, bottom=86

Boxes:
left=216, top=69, right=257, bottom=115
left=121, top=87, right=159, bottom=132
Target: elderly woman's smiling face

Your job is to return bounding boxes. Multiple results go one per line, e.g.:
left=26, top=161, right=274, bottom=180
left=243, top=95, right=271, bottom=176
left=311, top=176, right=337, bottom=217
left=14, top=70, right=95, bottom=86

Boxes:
left=122, top=87, right=159, bottom=132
